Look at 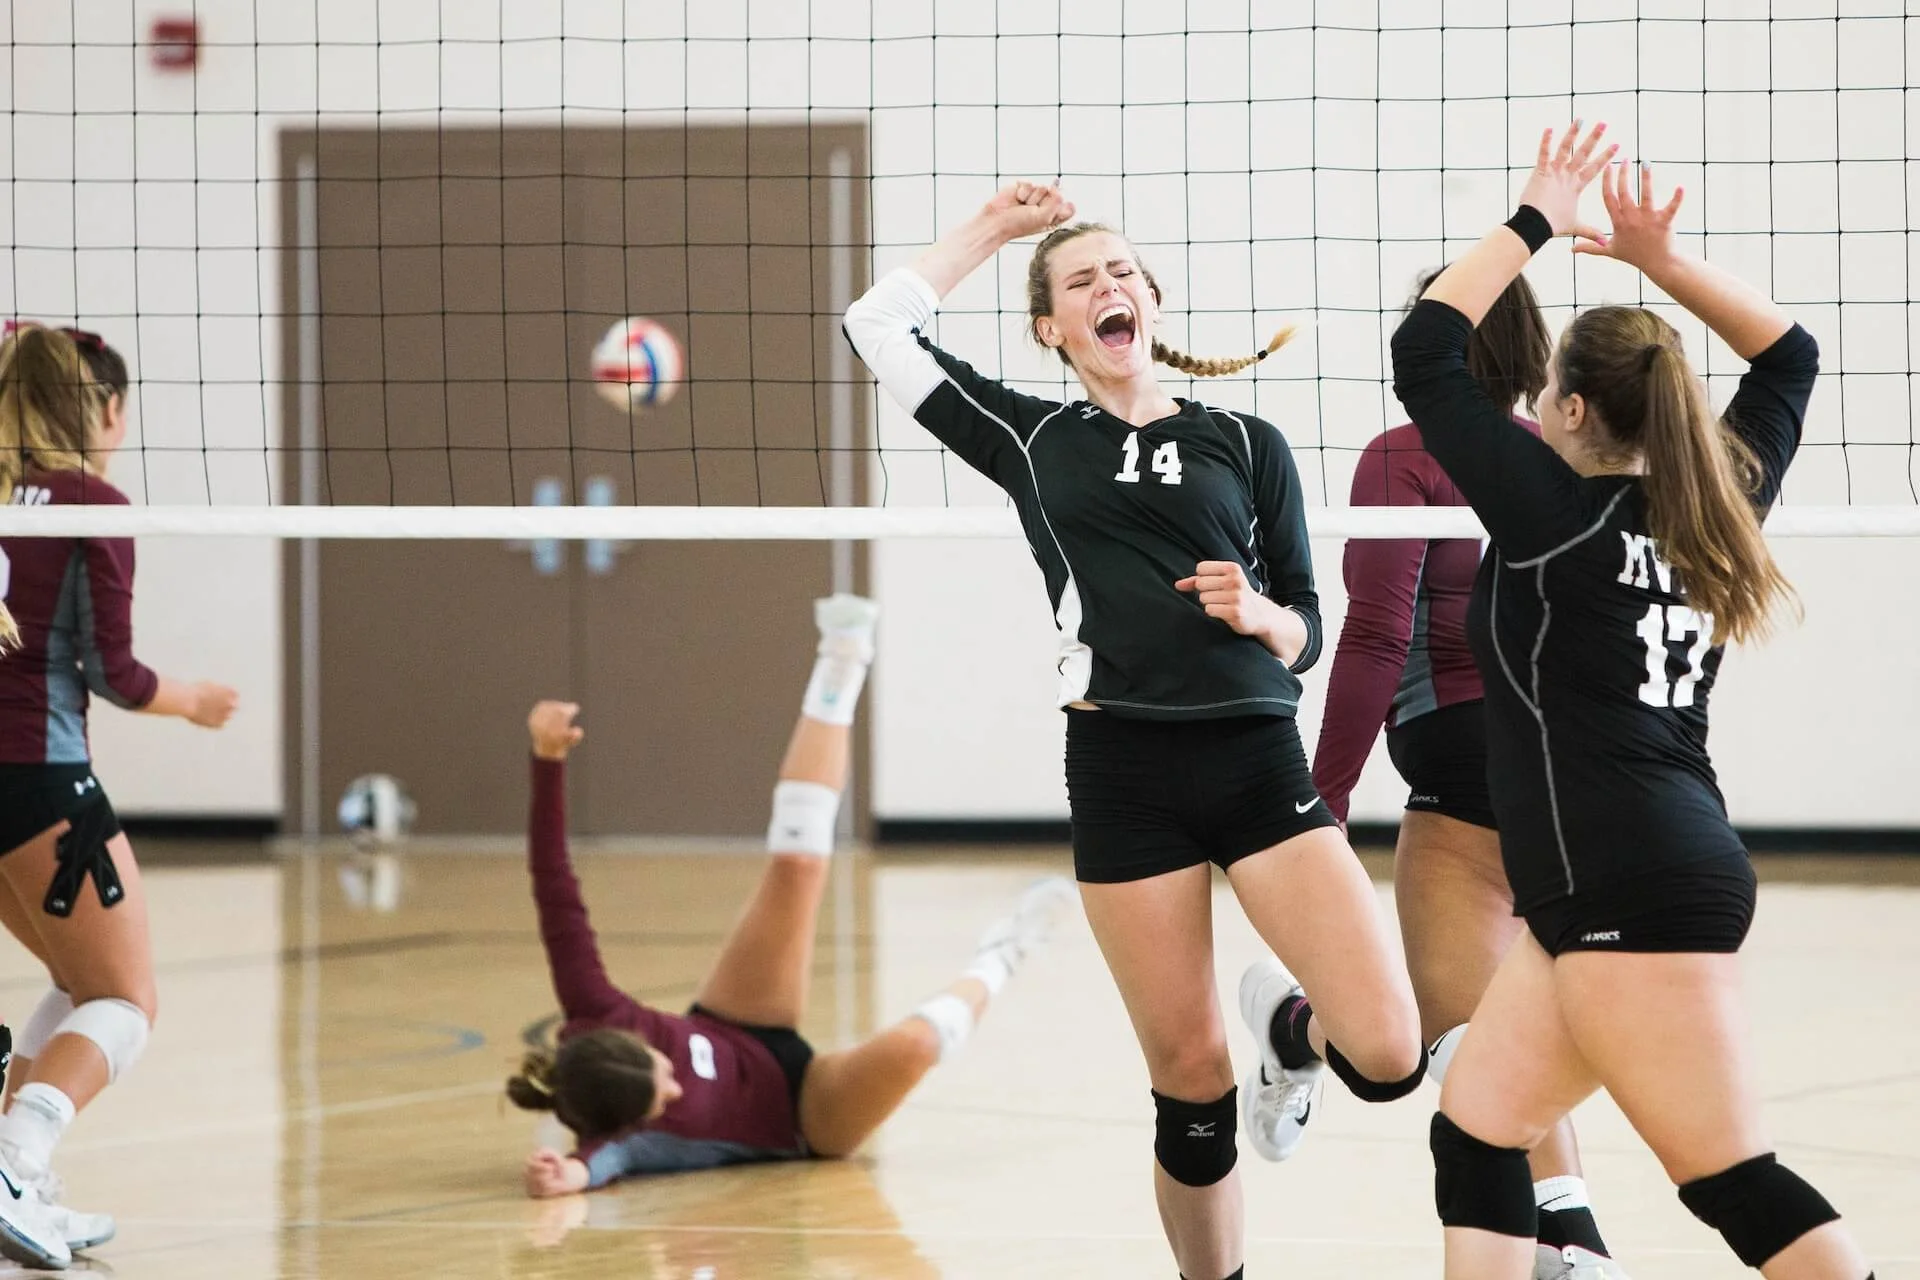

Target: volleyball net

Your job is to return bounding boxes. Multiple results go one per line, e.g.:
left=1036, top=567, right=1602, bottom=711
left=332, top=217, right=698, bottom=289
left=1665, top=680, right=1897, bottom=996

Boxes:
left=0, top=4, right=1915, bottom=541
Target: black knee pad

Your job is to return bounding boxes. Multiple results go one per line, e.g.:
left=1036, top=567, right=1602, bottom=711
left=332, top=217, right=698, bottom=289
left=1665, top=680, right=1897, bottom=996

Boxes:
left=1430, top=1112, right=1536, bottom=1237
left=1152, top=1087, right=1238, bottom=1188
left=1328, top=1041, right=1428, bottom=1102
left=1678, top=1153, right=1840, bottom=1268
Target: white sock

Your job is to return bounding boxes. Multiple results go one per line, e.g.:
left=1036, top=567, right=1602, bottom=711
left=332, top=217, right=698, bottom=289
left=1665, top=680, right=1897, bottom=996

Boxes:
left=801, top=650, right=869, bottom=727
left=1535, top=1174, right=1591, bottom=1211
left=911, top=993, right=976, bottom=1062
left=0, top=1083, right=76, bottom=1181
left=962, top=948, right=1014, bottom=997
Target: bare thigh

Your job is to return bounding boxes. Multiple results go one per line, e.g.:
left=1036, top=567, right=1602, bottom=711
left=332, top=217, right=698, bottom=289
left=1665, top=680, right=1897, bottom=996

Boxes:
left=0, top=828, right=62, bottom=980
left=797, top=1019, right=941, bottom=1158
left=1078, top=865, right=1231, bottom=1099
left=691, top=856, right=832, bottom=1030
left=0, top=829, right=155, bottom=1015
left=1554, top=951, right=1767, bottom=1182
left=1226, top=826, right=1423, bottom=1078
left=1392, top=811, right=1518, bottom=1040
left=1440, top=929, right=1600, bottom=1150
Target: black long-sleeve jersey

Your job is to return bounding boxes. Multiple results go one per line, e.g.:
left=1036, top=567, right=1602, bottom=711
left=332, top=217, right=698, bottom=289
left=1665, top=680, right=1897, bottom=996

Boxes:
left=1392, top=297, right=1817, bottom=911
left=845, top=267, right=1322, bottom=720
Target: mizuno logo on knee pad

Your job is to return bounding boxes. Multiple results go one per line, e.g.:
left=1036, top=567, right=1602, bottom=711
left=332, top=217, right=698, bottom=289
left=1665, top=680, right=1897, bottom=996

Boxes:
left=1186, top=1122, right=1216, bottom=1137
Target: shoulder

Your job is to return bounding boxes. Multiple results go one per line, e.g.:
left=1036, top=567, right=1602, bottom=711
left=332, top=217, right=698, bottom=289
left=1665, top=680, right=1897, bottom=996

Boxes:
left=1197, top=404, right=1286, bottom=450
left=33, top=470, right=130, bottom=507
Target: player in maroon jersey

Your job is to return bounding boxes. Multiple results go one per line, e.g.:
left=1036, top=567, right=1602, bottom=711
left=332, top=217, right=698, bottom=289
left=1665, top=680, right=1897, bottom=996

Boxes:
left=1310, top=277, right=1626, bottom=1279
left=510, top=596, right=1073, bottom=1196
left=0, top=323, right=239, bottom=1268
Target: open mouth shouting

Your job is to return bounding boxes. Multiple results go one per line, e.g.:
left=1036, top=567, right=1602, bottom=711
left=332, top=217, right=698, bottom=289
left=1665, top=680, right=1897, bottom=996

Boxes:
left=1095, top=303, right=1137, bottom=351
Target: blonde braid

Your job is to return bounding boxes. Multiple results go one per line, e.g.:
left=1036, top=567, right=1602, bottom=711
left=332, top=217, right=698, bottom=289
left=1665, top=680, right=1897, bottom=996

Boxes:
left=1152, top=324, right=1300, bottom=378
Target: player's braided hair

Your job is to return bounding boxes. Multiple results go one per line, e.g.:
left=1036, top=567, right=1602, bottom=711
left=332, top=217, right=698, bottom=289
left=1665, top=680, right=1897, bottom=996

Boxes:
left=505, top=1027, right=659, bottom=1140
left=1554, top=305, right=1796, bottom=645
left=1027, top=222, right=1297, bottom=377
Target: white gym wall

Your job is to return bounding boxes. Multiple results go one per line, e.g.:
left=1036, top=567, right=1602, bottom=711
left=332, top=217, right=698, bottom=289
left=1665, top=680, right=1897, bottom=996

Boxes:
left=2, top=1, right=1913, bottom=829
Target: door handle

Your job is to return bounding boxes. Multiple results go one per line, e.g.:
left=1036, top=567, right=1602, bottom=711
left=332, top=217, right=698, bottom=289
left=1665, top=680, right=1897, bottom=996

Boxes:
left=584, top=476, right=623, bottom=576
left=507, top=476, right=566, bottom=576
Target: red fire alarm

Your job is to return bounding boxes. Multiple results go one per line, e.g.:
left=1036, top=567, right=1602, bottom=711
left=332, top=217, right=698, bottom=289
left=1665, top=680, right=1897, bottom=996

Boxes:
left=150, top=16, right=199, bottom=71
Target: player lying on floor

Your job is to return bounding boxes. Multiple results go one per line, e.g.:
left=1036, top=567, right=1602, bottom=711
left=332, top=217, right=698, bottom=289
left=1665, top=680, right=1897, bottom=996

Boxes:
left=509, top=595, right=1073, bottom=1195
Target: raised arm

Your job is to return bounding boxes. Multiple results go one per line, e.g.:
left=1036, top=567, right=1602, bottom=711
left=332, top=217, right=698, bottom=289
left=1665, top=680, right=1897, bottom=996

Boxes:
left=909, top=181, right=1076, bottom=300
left=1395, top=123, right=1617, bottom=559
left=1573, top=162, right=1816, bottom=502
left=526, top=702, right=632, bottom=1025
left=843, top=183, right=1076, bottom=487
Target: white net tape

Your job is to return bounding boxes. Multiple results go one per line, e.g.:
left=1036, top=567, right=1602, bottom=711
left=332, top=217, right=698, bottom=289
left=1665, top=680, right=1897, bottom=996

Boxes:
left=0, top=505, right=1911, bottom=540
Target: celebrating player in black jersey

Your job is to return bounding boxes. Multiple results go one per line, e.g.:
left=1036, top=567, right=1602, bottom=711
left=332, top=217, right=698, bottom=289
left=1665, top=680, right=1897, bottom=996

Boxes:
left=1393, top=124, right=1873, bottom=1280
left=846, top=182, right=1424, bottom=1280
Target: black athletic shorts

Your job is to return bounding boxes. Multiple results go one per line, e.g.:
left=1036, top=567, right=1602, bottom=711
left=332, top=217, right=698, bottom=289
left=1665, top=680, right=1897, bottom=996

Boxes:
left=1524, top=858, right=1758, bottom=957
left=1385, top=700, right=1496, bottom=830
left=0, top=763, right=127, bottom=919
left=687, top=1003, right=815, bottom=1109
left=1064, top=710, right=1338, bottom=884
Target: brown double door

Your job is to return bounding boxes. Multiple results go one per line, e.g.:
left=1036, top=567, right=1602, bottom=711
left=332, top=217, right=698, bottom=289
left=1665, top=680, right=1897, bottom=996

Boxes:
left=280, top=123, right=869, bottom=837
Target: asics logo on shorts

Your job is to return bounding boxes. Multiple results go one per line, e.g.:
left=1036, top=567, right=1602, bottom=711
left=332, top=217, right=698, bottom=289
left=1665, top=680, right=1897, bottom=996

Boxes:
left=1580, top=930, right=1621, bottom=943
left=1186, top=1121, right=1217, bottom=1138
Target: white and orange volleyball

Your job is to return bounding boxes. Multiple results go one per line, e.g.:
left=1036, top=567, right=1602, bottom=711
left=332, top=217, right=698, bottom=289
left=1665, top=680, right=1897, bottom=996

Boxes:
left=591, top=317, right=684, bottom=411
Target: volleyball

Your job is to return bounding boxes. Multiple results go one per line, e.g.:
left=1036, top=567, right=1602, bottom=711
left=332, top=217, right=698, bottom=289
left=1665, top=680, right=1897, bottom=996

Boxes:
left=591, top=317, right=684, bottom=411
left=338, top=773, right=416, bottom=845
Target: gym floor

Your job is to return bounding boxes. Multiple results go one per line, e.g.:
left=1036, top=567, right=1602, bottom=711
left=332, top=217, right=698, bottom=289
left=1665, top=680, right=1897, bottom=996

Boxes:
left=20, top=841, right=1920, bottom=1278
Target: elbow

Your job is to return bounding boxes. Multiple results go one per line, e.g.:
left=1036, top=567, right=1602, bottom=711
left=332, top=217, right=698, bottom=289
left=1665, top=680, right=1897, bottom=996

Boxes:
left=1286, top=605, right=1324, bottom=675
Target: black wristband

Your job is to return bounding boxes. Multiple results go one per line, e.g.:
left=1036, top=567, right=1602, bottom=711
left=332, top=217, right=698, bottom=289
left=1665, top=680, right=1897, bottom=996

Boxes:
left=1503, top=204, right=1553, bottom=254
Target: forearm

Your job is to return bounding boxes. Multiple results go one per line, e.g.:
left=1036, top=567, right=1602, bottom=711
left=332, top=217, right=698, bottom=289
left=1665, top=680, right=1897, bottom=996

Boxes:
left=133, top=675, right=189, bottom=717
left=1636, top=251, right=1792, bottom=361
left=1259, top=602, right=1310, bottom=667
left=1420, top=224, right=1535, bottom=327
left=910, top=212, right=1014, bottom=299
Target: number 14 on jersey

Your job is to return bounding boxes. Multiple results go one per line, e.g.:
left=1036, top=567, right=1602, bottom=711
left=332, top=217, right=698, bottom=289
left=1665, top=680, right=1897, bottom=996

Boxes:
left=1115, top=435, right=1182, bottom=486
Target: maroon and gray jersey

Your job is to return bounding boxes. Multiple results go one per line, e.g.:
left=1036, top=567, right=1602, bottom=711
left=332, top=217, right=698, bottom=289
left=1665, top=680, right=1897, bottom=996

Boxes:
left=527, top=758, right=807, bottom=1185
left=1311, top=422, right=1535, bottom=822
left=0, top=470, right=158, bottom=764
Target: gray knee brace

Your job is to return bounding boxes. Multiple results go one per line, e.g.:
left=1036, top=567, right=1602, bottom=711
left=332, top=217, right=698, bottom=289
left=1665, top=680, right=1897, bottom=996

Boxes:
left=1153, top=1087, right=1238, bottom=1188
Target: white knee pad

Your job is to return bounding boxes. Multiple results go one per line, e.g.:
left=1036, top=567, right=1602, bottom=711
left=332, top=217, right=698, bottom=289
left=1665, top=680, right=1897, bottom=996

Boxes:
left=16, top=988, right=75, bottom=1059
left=1427, top=1023, right=1467, bottom=1089
left=766, top=781, right=840, bottom=857
left=910, top=993, right=975, bottom=1063
left=56, top=998, right=150, bottom=1084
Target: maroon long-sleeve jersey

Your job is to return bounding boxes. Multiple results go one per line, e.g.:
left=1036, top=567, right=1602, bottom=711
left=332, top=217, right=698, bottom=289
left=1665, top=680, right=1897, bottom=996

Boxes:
left=527, top=757, right=807, bottom=1185
left=0, top=470, right=158, bottom=763
left=1310, top=422, right=1533, bottom=822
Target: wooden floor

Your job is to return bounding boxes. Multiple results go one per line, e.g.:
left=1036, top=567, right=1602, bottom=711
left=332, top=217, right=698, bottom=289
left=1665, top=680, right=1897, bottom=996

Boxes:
left=12, top=842, right=1920, bottom=1278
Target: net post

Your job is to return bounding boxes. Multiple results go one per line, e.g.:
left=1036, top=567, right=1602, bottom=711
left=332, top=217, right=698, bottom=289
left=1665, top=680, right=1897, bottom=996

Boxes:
left=296, top=157, right=323, bottom=844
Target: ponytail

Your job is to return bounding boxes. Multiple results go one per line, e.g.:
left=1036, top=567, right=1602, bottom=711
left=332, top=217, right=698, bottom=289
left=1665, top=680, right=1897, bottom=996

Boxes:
left=504, top=1049, right=560, bottom=1113
left=0, top=605, right=16, bottom=653
left=503, top=1028, right=659, bottom=1140
left=1151, top=326, right=1299, bottom=378
left=1637, top=344, right=1794, bottom=643
left=1557, top=305, right=1797, bottom=646
left=0, top=325, right=106, bottom=504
